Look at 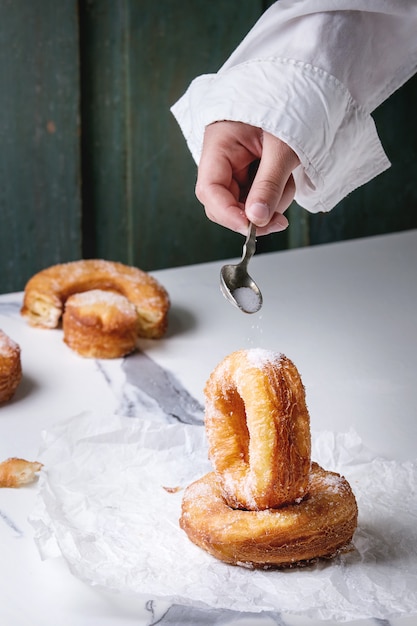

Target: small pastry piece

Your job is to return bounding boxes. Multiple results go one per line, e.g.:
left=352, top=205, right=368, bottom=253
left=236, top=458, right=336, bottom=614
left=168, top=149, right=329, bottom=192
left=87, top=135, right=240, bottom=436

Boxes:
left=0, top=457, right=43, bottom=487
left=0, top=330, right=22, bottom=403
left=21, top=259, right=170, bottom=339
left=63, top=289, right=138, bottom=358
left=180, top=464, right=358, bottom=569
left=204, top=349, right=311, bottom=510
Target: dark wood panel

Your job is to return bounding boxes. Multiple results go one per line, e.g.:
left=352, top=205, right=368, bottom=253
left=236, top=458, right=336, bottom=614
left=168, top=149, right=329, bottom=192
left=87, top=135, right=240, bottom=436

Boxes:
left=80, top=0, right=271, bottom=271
left=308, top=74, right=417, bottom=246
left=1, top=1, right=415, bottom=295
left=79, top=0, right=132, bottom=261
left=0, top=0, right=81, bottom=294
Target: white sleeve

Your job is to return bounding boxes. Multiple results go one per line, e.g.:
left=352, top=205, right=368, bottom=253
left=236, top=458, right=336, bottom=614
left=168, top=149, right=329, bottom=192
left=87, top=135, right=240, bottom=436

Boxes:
left=171, top=0, right=417, bottom=213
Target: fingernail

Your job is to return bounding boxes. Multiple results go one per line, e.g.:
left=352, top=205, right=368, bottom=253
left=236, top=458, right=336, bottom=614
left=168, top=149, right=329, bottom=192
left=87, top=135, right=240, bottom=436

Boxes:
left=265, top=213, right=289, bottom=234
left=246, top=202, right=270, bottom=223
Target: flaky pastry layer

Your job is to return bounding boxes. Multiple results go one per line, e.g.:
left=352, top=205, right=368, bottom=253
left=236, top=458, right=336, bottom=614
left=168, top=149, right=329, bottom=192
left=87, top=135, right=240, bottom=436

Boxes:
left=180, top=463, right=358, bottom=568
left=0, top=457, right=43, bottom=487
left=204, top=349, right=311, bottom=510
left=181, top=348, right=358, bottom=569
left=21, top=259, right=170, bottom=339
left=62, top=290, right=139, bottom=358
left=0, top=330, right=22, bottom=403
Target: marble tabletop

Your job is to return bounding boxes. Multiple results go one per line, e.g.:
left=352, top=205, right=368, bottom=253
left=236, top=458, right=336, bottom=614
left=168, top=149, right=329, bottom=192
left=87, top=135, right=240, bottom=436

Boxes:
left=1, top=230, right=417, bottom=626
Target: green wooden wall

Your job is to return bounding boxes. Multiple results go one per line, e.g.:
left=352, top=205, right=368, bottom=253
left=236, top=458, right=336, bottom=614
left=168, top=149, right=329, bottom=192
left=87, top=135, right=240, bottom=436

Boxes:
left=0, top=1, right=81, bottom=294
left=0, top=1, right=416, bottom=294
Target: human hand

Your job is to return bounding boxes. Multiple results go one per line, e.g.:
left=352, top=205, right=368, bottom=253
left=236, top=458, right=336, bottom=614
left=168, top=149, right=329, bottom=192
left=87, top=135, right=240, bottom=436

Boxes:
left=195, top=121, right=300, bottom=235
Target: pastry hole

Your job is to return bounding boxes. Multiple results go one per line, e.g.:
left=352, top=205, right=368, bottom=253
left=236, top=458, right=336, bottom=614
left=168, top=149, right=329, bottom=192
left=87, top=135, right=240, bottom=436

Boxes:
left=223, top=388, right=250, bottom=465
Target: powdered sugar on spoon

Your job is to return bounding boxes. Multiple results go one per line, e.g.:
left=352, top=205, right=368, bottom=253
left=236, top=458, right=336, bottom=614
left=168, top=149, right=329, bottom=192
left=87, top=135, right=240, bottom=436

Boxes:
left=220, top=222, right=263, bottom=314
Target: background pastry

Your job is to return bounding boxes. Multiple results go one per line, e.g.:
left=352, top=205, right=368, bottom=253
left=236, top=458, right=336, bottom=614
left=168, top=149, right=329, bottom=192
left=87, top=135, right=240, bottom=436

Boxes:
left=62, top=289, right=138, bottom=358
left=21, top=259, right=170, bottom=339
left=0, top=329, right=22, bottom=403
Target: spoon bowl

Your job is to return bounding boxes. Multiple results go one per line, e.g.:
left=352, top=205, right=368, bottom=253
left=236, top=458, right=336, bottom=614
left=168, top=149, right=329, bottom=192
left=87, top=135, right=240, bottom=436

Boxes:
left=220, top=223, right=263, bottom=314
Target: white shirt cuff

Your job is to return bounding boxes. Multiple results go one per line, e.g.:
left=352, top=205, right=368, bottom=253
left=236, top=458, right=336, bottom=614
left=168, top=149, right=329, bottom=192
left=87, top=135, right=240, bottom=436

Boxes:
left=171, top=58, right=391, bottom=213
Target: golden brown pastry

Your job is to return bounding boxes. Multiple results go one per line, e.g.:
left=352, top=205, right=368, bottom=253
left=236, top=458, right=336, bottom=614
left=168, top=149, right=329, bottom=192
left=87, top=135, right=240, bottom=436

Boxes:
left=180, top=464, right=358, bottom=568
left=0, top=457, right=43, bottom=487
left=204, top=350, right=311, bottom=510
left=62, top=289, right=138, bottom=358
left=21, top=259, right=169, bottom=339
left=0, top=330, right=22, bottom=404
left=180, top=348, right=358, bottom=569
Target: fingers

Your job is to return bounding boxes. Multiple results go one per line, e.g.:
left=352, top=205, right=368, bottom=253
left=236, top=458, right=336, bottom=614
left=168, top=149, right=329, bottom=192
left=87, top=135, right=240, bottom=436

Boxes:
left=245, top=132, right=299, bottom=233
left=195, top=154, right=247, bottom=234
left=249, top=173, right=295, bottom=235
left=196, top=122, right=257, bottom=234
left=195, top=122, right=300, bottom=235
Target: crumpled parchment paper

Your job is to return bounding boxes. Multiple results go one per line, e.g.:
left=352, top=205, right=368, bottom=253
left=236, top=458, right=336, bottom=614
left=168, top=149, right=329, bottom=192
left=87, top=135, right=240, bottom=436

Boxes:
left=30, top=411, right=417, bottom=622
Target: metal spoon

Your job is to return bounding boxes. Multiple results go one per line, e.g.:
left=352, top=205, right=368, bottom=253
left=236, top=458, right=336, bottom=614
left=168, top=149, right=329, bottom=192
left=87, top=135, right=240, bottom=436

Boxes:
left=220, top=222, right=263, bottom=314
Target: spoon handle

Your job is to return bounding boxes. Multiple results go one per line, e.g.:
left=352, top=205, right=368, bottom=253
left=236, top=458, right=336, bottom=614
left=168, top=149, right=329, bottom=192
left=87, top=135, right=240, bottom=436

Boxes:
left=240, top=222, right=257, bottom=269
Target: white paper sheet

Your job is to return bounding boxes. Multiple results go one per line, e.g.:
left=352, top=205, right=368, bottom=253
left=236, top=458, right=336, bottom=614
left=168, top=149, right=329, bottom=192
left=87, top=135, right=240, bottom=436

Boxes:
left=30, top=412, right=417, bottom=622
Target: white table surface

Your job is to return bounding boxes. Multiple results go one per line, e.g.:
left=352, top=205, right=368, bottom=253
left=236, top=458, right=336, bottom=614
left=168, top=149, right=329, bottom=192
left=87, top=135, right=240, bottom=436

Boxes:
left=1, top=229, right=417, bottom=626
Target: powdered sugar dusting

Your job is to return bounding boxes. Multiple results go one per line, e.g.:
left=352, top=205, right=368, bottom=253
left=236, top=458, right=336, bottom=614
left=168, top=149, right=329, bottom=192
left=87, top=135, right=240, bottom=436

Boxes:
left=67, top=289, right=136, bottom=315
left=232, top=287, right=261, bottom=313
left=221, top=470, right=258, bottom=511
left=27, top=259, right=169, bottom=313
left=319, top=472, right=345, bottom=494
left=0, top=330, right=19, bottom=355
left=245, top=348, right=282, bottom=370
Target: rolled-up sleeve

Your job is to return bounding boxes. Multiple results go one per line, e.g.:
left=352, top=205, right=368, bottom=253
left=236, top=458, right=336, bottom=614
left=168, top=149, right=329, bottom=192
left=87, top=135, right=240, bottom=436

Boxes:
left=171, top=0, right=417, bottom=213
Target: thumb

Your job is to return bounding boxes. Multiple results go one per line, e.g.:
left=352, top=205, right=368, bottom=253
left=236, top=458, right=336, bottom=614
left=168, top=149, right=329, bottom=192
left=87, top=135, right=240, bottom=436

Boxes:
left=245, top=133, right=299, bottom=227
